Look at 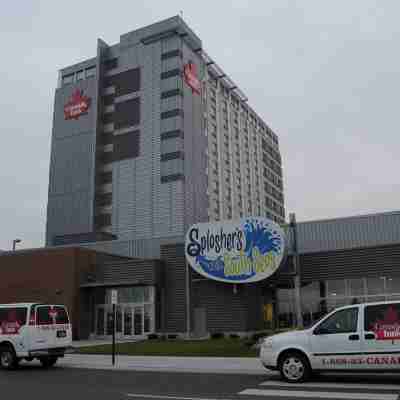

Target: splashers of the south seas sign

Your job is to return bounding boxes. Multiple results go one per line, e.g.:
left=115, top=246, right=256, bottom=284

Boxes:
left=185, top=218, right=286, bottom=283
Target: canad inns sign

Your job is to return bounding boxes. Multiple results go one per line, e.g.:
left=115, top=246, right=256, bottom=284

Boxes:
left=64, top=89, right=91, bottom=120
left=185, top=218, right=286, bottom=284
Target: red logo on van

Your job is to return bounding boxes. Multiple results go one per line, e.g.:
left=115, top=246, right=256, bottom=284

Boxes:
left=0, top=309, right=21, bottom=335
left=183, top=62, right=201, bottom=95
left=373, top=306, right=400, bottom=340
left=64, top=89, right=91, bottom=120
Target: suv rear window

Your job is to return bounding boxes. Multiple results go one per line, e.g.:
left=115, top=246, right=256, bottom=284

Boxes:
left=54, top=306, right=69, bottom=324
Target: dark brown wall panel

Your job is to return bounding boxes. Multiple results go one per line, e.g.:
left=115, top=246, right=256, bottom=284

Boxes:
left=114, top=98, right=140, bottom=129
left=113, top=130, right=140, bottom=161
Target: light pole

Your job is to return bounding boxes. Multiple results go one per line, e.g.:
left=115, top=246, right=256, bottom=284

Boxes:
left=12, top=239, right=21, bottom=251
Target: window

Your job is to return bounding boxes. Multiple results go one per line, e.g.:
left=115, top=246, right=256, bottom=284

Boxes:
left=76, top=70, right=84, bottom=81
left=0, top=307, right=28, bottom=331
left=114, top=98, right=140, bottom=129
left=37, top=306, right=53, bottom=325
left=364, top=303, right=400, bottom=332
left=316, top=308, right=358, bottom=334
left=62, top=73, right=74, bottom=85
left=104, top=58, right=118, bottom=71
left=85, top=66, right=96, bottom=78
left=54, top=306, right=69, bottom=324
left=366, top=277, right=385, bottom=296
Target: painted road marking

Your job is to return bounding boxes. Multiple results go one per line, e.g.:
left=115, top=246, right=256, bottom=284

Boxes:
left=260, top=380, right=400, bottom=391
left=126, top=395, right=232, bottom=400
left=239, top=388, right=398, bottom=400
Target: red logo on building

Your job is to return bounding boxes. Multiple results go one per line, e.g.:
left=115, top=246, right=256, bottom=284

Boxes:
left=183, top=62, right=201, bottom=95
left=64, top=89, right=91, bottom=120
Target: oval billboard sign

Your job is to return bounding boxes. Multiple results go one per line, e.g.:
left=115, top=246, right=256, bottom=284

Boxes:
left=185, top=217, right=286, bottom=283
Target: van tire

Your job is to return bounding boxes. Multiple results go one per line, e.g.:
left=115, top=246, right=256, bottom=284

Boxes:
left=278, top=351, right=311, bottom=383
left=39, top=356, right=58, bottom=368
left=0, top=345, right=18, bottom=370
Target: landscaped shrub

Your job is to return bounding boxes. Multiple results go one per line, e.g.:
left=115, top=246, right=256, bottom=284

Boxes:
left=229, top=334, right=240, bottom=339
left=251, top=331, right=271, bottom=342
left=210, top=332, right=225, bottom=339
left=147, top=334, right=159, bottom=340
left=167, top=334, right=178, bottom=340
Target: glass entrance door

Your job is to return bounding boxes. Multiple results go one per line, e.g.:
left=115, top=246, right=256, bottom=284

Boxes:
left=134, top=306, right=143, bottom=336
left=123, top=306, right=133, bottom=337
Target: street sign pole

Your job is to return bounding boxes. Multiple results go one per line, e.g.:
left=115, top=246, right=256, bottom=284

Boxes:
left=111, top=289, right=118, bottom=366
left=112, top=303, right=116, bottom=366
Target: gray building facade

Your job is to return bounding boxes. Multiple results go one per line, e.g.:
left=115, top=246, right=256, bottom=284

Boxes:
left=46, top=16, right=284, bottom=251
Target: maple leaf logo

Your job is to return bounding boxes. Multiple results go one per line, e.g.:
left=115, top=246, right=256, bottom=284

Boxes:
left=372, top=305, right=400, bottom=340
left=64, top=89, right=91, bottom=120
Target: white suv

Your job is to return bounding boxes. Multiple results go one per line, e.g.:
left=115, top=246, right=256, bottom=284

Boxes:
left=0, top=303, right=73, bottom=370
left=260, top=300, right=400, bottom=382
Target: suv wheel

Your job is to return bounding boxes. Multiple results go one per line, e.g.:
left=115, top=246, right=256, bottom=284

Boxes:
left=0, top=346, right=18, bottom=370
left=279, top=351, right=311, bottom=383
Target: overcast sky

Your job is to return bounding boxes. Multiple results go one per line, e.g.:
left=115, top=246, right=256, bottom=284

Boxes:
left=1, top=0, right=399, bottom=250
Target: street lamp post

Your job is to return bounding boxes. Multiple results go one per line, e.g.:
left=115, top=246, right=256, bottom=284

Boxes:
left=12, top=239, right=21, bottom=251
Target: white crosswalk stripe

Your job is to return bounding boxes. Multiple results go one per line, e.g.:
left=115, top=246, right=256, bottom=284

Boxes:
left=239, top=388, right=398, bottom=400
left=237, top=379, right=400, bottom=400
left=259, top=380, right=400, bottom=391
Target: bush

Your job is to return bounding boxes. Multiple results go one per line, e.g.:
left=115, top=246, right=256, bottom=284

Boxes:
left=167, top=334, right=178, bottom=340
left=210, top=332, right=225, bottom=339
left=229, top=334, right=240, bottom=339
left=251, top=331, right=271, bottom=342
left=147, top=334, right=159, bottom=340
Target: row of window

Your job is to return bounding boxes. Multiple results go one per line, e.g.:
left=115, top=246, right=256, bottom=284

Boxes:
left=62, top=66, right=96, bottom=86
left=206, top=81, right=279, bottom=145
left=277, top=277, right=400, bottom=329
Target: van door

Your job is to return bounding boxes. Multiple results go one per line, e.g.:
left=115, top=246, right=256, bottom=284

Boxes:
left=29, top=305, right=54, bottom=350
left=52, top=306, right=72, bottom=347
left=310, top=307, right=361, bottom=370
left=361, top=302, right=400, bottom=369
left=0, top=306, right=29, bottom=355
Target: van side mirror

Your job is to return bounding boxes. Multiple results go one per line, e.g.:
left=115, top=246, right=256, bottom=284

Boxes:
left=314, top=326, right=330, bottom=335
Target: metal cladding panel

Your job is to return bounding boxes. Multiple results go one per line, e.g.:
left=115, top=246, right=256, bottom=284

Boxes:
left=120, top=16, right=201, bottom=50
left=47, top=76, right=98, bottom=244
left=160, top=243, right=187, bottom=332
left=291, top=211, right=400, bottom=254
left=300, top=243, right=400, bottom=282
left=181, top=41, right=208, bottom=228
left=52, top=77, right=97, bottom=140
left=191, top=277, right=264, bottom=332
left=94, top=259, right=161, bottom=285
left=83, top=235, right=182, bottom=259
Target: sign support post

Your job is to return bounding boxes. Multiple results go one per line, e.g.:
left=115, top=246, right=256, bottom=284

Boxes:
left=111, top=289, right=118, bottom=366
left=290, top=213, right=303, bottom=329
left=186, top=261, right=191, bottom=339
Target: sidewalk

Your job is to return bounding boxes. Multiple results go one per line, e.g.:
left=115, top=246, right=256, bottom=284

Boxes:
left=59, top=354, right=268, bottom=375
left=72, top=338, right=142, bottom=348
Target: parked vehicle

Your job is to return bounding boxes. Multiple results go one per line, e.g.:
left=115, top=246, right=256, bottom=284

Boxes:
left=260, top=301, right=400, bottom=382
left=0, top=303, right=73, bottom=369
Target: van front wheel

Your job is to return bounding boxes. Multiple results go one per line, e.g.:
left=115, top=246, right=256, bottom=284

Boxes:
left=279, top=351, right=311, bottom=383
left=0, top=346, right=18, bottom=370
left=39, top=356, right=58, bottom=368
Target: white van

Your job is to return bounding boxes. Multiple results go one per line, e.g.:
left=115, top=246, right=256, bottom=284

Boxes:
left=0, top=303, right=73, bottom=370
left=260, top=300, right=400, bottom=382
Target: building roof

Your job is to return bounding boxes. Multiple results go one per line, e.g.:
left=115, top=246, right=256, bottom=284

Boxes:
left=287, top=210, right=400, bottom=254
